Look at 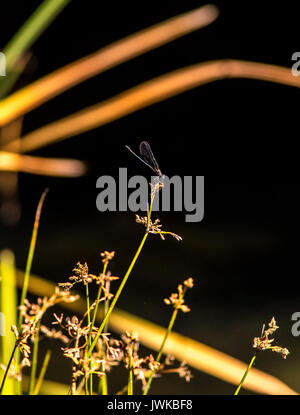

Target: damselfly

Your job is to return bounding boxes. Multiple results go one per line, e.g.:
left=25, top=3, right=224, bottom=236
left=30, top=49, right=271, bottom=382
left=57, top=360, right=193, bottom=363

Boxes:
left=125, top=141, right=162, bottom=177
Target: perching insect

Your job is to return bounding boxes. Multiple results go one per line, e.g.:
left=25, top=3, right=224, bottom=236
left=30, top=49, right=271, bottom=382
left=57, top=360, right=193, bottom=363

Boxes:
left=125, top=141, right=163, bottom=177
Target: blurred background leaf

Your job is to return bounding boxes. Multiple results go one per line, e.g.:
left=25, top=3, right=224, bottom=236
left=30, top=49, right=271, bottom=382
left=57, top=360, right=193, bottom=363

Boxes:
left=0, top=249, right=17, bottom=394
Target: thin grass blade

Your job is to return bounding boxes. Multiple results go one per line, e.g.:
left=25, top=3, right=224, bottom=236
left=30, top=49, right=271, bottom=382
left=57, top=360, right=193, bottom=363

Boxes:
left=0, top=0, right=71, bottom=98
left=3, top=60, right=300, bottom=154
left=0, top=5, right=218, bottom=124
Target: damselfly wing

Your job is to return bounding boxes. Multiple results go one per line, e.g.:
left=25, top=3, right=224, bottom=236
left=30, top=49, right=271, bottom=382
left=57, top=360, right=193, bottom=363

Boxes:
left=125, top=141, right=162, bottom=177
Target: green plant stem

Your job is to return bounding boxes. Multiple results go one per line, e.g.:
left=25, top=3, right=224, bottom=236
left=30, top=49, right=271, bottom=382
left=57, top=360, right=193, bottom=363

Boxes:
left=128, top=345, right=134, bottom=395
left=84, top=348, right=89, bottom=395
left=88, top=189, right=156, bottom=377
left=0, top=0, right=71, bottom=98
left=147, top=191, right=156, bottom=230
left=15, top=188, right=48, bottom=394
left=143, top=307, right=179, bottom=395
left=85, top=285, right=91, bottom=356
left=28, top=320, right=41, bottom=394
left=17, top=188, right=48, bottom=331
left=71, top=335, right=80, bottom=395
left=143, top=283, right=187, bottom=395
left=88, top=232, right=149, bottom=356
left=86, top=284, right=91, bottom=328
left=88, top=263, right=108, bottom=394
left=84, top=283, right=93, bottom=394
left=0, top=343, right=17, bottom=395
left=88, top=263, right=107, bottom=394
left=234, top=352, right=258, bottom=395
left=33, top=349, right=52, bottom=395
left=90, top=263, right=107, bottom=332
left=100, top=280, right=111, bottom=395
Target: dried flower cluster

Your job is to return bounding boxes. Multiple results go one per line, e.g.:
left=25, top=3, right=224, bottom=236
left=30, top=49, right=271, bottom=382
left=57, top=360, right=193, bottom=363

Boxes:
left=59, top=262, right=96, bottom=289
left=102, top=332, right=192, bottom=391
left=52, top=313, right=107, bottom=393
left=101, top=251, right=115, bottom=264
left=51, top=253, right=119, bottom=393
left=7, top=288, right=79, bottom=381
left=159, top=356, right=193, bottom=382
left=164, top=278, right=194, bottom=312
left=1, top=244, right=194, bottom=395
left=253, top=317, right=289, bottom=359
left=136, top=215, right=182, bottom=241
left=59, top=258, right=118, bottom=299
left=48, top=310, right=193, bottom=395
left=135, top=178, right=182, bottom=241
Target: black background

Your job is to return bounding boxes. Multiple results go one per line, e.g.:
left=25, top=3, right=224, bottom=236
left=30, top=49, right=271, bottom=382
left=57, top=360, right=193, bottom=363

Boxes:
left=0, top=1, right=300, bottom=395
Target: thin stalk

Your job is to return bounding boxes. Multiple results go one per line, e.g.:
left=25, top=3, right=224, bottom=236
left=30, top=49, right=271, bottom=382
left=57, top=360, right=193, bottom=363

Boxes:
left=234, top=352, right=258, bottom=395
left=85, top=283, right=91, bottom=347
left=90, top=262, right=107, bottom=332
left=88, top=189, right=156, bottom=356
left=17, top=188, right=49, bottom=331
left=157, top=309, right=178, bottom=364
left=88, top=231, right=148, bottom=356
left=84, top=283, right=93, bottom=394
left=128, top=344, right=134, bottom=395
left=88, top=262, right=108, bottom=394
left=85, top=283, right=91, bottom=328
left=71, top=335, right=80, bottom=395
left=85, top=348, right=89, bottom=395
left=28, top=320, right=41, bottom=394
left=143, top=285, right=187, bottom=395
left=143, top=308, right=178, bottom=395
left=147, top=191, right=156, bottom=230
left=103, top=277, right=111, bottom=333
left=0, top=343, right=17, bottom=395
left=15, top=188, right=48, bottom=394
left=32, top=348, right=52, bottom=395
left=88, top=263, right=107, bottom=394
left=100, top=279, right=110, bottom=395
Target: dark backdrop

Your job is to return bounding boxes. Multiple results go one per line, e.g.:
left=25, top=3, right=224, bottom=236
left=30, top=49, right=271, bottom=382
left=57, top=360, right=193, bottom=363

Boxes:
left=0, top=1, right=300, bottom=394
